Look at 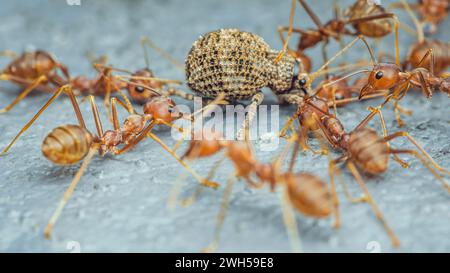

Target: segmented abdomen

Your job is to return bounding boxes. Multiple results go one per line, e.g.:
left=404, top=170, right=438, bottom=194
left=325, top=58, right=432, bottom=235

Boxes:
left=348, top=129, right=389, bottom=175
left=408, top=40, right=450, bottom=75
left=346, top=0, right=391, bottom=37
left=41, top=124, right=93, bottom=165
left=4, top=51, right=57, bottom=81
left=186, top=29, right=271, bottom=100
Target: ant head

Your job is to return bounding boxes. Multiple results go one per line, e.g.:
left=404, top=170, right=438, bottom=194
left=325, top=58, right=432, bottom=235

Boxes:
left=360, top=63, right=400, bottom=99
left=182, top=130, right=223, bottom=160
left=127, top=68, right=163, bottom=104
left=122, top=114, right=146, bottom=136
left=284, top=172, right=332, bottom=217
left=143, top=96, right=180, bottom=124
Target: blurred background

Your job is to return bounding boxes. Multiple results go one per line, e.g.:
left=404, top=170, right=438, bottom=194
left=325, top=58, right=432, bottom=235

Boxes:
left=0, top=0, right=449, bottom=252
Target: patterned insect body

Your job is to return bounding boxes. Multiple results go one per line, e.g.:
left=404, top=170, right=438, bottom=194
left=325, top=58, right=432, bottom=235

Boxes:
left=41, top=124, right=93, bottom=165
left=186, top=29, right=297, bottom=101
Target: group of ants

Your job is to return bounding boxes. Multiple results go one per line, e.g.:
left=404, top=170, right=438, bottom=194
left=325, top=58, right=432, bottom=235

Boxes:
left=0, top=0, right=449, bottom=252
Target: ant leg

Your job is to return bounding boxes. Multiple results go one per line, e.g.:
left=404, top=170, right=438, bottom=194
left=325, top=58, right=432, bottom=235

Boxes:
left=202, top=174, right=236, bottom=253
left=298, top=0, right=323, bottom=28
left=393, top=100, right=412, bottom=128
left=114, top=121, right=157, bottom=155
left=360, top=106, right=410, bottom=168
left=310, top=35, right=376, bottom=83
left=147, top=132, right=219, bottom=189
left=0, top=85, right=86, bottom=155
left=44, top=145, right=100, bottom=238
left=181, top=155, right=227, bottom=207
left=275, top=0, right=297, bottom=63
left=237, top=92, right=264, bottom=141
left=0, top=50, right=17, bottom=58
left=329, top=91, right=388, bottom=107
left=399, top=0, right=425, bottom=43
left=95, top=69, right=135, bottom=115
left=140, top=36, right=184, bottom=72
left=88, top=96, right=104, bottom=138
left=321, top=39, right=330, bottom=79
left=279, top=111, right=299, bottom=138
left=335, top=165, right=367, bottom=203
left=280, top=185, right=302, bottom=253
left=166, top=87, right=195, bottom=101
left=345, top=13, right=399, bottom=65
left=110, top=98, right=120, bottom=130
left=385, top=131, right=450, bottom=176
left=346, top=161, right=400, bottom=248
left=390, top=149, right=450, bottom=193
left=277, top=26, right=308, bottom=58
left=328, top=156, right=347, bottom=229
left=0, top=75, right=48, bottom=113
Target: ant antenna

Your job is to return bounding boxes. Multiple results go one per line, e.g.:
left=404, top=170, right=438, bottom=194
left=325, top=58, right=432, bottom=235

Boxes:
left=275, top=0, right=297, bottom=63
left=321, top=69, right=370, bottom=89
left=140, top=36, right=185, bottom=72
left=310, top=36, right=375, bottom=83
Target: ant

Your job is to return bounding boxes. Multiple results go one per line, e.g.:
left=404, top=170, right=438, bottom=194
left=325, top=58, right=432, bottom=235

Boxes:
left=390, top=0, right=449, bottom=34
left=277, top=0, right=401, bottom=71
left=0, top=83, right=224, bottom=238
left=396, top=0, right=449, bottom=76
left=284, top=97, right=450, bottom=247
left=178, top=128, right=333, bottom=253
left=0, top=49, right=134, bottom=115
left=0, top=36, right=185, bottom=116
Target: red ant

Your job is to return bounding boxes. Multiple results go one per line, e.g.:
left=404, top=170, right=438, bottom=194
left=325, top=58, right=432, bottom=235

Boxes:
left=0, top=82, right=224, bottom=238
left=390, top=0, right=449, bottom=34
left=276, top=0, right=401, bottom=71
left=0, top=49, right=134, bottom=114
left=282, top=94, right=449, bottom=247
left=176, top=128, right=332, bottom=252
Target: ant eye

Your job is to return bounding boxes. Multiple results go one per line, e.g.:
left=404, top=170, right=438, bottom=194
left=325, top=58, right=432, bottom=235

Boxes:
left=135, top=86, right=145, bottom=93
left=375, top=71, right=383, bottom=80
left=299, top=78, right=307, bottom=86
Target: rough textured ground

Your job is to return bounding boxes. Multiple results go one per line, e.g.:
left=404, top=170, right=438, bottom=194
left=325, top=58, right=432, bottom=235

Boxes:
left=0, top=0, right=449, bottom=253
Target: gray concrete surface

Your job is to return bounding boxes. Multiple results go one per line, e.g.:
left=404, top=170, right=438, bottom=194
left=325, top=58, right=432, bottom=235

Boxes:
left=0, top=0, right=449, bottom=253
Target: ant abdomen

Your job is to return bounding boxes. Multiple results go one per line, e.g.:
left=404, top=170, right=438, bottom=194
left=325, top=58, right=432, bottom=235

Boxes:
left=5, top=51, right=57, bottom=81
left=407, top=40, right=449, bottom=74
left=346, top=0, right=392, bottom=37
left=285, top=172, right=332, bottom=218
left=41, top=124, right=93, bottom=165
left=348, top=129, right=389, bottom=175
